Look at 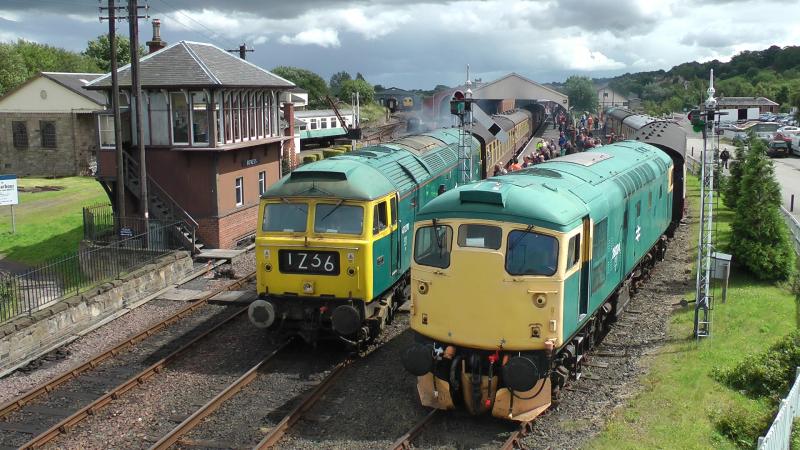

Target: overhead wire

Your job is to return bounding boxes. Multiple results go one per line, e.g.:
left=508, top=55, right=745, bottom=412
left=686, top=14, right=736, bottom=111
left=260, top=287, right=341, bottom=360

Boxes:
left=149, top=0, right=240, bottom=50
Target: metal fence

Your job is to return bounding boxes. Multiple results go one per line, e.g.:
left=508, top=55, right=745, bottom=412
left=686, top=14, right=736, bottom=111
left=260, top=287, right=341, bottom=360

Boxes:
left=780, top=206, right=800, bottom=256
left=83, top=205, right=173, bottom=242
left=758, top=368, right=800, bottom=450
left=0, top=222, right=185, bottom=324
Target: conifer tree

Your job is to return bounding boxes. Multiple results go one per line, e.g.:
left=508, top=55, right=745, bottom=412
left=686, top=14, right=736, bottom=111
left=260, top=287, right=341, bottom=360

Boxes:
left=729, top=140, right=796, bottom=281
left=723, top=138, right=748, bottom=210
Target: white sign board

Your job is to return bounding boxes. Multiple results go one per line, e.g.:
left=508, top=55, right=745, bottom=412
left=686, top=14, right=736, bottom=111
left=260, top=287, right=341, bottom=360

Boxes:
left=0, top=175, right=19, bottom=206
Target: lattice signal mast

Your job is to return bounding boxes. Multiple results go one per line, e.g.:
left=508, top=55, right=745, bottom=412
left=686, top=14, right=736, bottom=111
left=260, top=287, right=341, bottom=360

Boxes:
left=693, top=69, right=718, bottom=339
left=451, top=65, right=474, bottom=185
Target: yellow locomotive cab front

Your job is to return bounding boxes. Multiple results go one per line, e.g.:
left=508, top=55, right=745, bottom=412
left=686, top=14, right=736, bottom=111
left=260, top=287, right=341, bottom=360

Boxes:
left=252, top=197, right=377, bottom=341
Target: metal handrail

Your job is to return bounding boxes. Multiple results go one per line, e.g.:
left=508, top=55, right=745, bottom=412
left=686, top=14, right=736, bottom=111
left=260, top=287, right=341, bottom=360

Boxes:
left=122, top=152, right=199, bottom=229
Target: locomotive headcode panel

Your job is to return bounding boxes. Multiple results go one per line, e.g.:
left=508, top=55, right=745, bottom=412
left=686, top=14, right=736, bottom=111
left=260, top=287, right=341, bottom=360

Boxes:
left=403, top=141, right=678, bottom=421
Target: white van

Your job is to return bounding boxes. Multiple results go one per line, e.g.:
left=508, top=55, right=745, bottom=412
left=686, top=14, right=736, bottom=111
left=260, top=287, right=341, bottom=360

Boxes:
left=792, top=134, right=800, bottom=156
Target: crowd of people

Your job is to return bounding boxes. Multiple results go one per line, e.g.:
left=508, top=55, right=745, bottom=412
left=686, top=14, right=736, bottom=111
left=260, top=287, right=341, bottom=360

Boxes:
left=493, top=112, right=629, bottom=177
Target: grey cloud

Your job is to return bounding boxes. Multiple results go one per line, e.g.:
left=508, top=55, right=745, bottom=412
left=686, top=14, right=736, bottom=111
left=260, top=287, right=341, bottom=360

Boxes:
left=680, top=31, right=737, bottom=49
left=540, top=0, right=657, bottom=36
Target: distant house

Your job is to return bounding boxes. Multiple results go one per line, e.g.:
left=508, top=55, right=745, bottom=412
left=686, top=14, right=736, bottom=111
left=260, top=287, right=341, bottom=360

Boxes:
left=423, top=73, right=569, bottom=127
left=596, top=85, right=629, bottom=110
left=86, top=40, right=296, bottom=249
left=717, top=96, right=779, bottom=115
left=0, top=72, right=105, bottom=176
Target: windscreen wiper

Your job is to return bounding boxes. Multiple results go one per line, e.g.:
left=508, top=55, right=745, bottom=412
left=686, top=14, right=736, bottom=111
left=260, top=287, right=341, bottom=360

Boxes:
left=318, top=199, right=345, bottom=223
left=509, top=224, right=535, bottom=250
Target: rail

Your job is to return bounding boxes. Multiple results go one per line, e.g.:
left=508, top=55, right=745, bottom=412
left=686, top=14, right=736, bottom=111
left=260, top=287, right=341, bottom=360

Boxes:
left=388, top=409, right=438, bottom=450
left=780, top=206, right=800, bottom=255
left=757, top=368, right=800, bottom=450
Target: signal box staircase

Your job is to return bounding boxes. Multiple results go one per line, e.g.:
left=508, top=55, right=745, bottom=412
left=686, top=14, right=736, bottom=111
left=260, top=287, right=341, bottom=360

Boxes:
left=122, top=152, right=205, bottom=253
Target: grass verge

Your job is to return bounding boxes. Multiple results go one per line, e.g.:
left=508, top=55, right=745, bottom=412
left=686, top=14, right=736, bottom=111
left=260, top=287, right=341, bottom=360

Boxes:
left=0, top=177, right=108, bottom=266
left=586, top=175, right=797, bottom=450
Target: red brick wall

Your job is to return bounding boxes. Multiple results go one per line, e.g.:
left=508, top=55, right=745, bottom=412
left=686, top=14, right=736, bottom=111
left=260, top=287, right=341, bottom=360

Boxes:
left=499, top=99, right=515, bottom=113
left=197, top=203, right=259, bottom=249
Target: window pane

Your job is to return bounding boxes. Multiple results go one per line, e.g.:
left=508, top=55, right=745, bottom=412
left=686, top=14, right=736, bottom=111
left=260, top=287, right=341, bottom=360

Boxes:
left=373, top=202, right=387, bottom=234
left=310, top=119, right=317, bottom=130
left=390, top=197, right=397, bottom=225
left=315, top=204, right=363, bottom=234
left=321, top=117, right=328, bottom=129
left=191, top=91, right=209, bottom=144
left=505, top=230, right=558, bottom=276
left=258, top=171, right=266, bottom=196
left=40, top=121, right=57, bottom=148
left=235, top=177, right=243, bottom=206
left=457, top=224, right=502, bottom=249
left=12, top=121, right=28, bottom=148
left=171, top=92, right=189, bottom=143
left=224, top=93, right=232, bottom=142
left=233, top=93, right=240, bottom=140
left=262, top=203, right=308, bottom=232
left=99, top=115, right=115, bottom=147
left=567, top=235, right=581, bottom=268
left=414, top=225, right=453, bottom=268
left=249, top=93, right=256, bottom=138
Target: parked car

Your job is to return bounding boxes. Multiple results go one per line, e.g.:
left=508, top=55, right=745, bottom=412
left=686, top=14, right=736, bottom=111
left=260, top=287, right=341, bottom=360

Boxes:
left=767, top=140, right=791, bottom=158
left=792, top=135, right=800, bottom=156
left=778, top=125, right=800, bottom=134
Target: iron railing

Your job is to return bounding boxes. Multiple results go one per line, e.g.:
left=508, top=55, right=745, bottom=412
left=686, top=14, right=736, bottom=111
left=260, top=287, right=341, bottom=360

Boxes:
left=0, top=222, right=184, bottom=324
left=82, top=205, right=172, bottom=243
left=780, top=206, right=800, bottom=256
left=758, top=368, right=800, bottom=450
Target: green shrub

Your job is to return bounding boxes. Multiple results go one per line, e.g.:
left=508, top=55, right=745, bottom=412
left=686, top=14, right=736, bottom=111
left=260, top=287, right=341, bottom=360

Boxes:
left=322, top=149, right=344, bottom=159
left=716, top=330, right=800, bottom=399
left=302, top=156, right=316, bottom=164
left=713, top=403, right=772, bottom=449
left=729, top=138, right=796, bottom=281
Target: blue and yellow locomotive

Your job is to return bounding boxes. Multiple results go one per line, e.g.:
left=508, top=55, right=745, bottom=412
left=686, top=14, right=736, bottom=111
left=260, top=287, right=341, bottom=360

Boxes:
left=402, top=140, right=685, bottom=421
left=248, top=129, right=482, bottom=344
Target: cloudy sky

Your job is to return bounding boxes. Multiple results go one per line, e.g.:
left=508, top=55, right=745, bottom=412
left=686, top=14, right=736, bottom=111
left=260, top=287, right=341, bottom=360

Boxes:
left=1, top=0, right=799, bottom=89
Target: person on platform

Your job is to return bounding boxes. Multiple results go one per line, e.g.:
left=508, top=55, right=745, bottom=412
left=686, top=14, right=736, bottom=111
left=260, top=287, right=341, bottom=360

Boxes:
left=720, top=148, right=730, bottom=169
left=493, top=163, right=507, bottom=176
left=509, top=157, right=522, bottom=172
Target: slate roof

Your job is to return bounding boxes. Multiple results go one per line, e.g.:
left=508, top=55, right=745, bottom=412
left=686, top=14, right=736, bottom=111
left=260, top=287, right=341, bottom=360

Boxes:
left=717, top=96, right=778, bottom=106
left=86, top=41, right=295, bottom=90
left=41, top=72, right=105, bottom=105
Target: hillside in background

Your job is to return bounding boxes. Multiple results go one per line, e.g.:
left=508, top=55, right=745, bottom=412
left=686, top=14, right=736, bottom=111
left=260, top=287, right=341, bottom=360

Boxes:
left=577, top=45, right=800, bottom=116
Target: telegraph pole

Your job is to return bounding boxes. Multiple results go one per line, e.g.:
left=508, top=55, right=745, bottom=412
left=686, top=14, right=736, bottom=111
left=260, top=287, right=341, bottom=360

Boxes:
left=226, top=43, right=253, bottom=60
left=99, top=0, right=126, bottom=218
left=128, top=0, right=149, bottom=228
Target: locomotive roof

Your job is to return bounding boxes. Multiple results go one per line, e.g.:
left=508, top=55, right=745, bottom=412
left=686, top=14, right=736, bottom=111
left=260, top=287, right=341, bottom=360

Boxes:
left=263, top=129, right=477, bottom=201
left=416, top=141, right=672, bottom=232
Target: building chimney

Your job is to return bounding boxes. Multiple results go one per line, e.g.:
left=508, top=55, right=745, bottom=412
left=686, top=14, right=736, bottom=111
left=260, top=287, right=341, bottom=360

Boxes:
left=146, top=19, right=167, bottom=53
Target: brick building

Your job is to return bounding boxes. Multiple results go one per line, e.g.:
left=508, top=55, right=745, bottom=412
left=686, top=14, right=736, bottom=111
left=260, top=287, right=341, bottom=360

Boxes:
left=86, top=40, right=296, bottom=249
left=0, top=72, right=105, bottom=176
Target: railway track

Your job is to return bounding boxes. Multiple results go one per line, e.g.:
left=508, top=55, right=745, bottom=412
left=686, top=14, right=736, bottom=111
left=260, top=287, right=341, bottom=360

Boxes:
left=0, top=271, right=256, bottom=449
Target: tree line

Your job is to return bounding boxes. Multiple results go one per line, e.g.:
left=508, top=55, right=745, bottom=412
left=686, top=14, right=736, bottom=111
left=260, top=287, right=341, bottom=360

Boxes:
left=0, top=36, right=141, bottom=97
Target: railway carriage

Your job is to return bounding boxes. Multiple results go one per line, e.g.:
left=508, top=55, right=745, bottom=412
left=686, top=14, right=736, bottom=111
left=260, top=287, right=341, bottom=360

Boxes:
left=402, top=141, right=681, bottom=421
left=249, top=129, right=482, bottom=344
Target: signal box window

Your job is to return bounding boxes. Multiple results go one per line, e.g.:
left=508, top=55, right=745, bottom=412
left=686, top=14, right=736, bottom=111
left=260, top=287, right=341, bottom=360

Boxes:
left=315, top=204, right=363, bottom=235
left=505, top=230, right=558, bottom=276
left=235, top=177, right=244, bottom=206
left=414, top=225, right=453, bottom=269
left=262, top=203, right=308, bottom=232
left=373, top=202, right=388, bottom=234
left=567, top=234, right=581, bottom=269
left=258, top=171, right=267, bottom=196
left=457, top=224, right=501, bottom=250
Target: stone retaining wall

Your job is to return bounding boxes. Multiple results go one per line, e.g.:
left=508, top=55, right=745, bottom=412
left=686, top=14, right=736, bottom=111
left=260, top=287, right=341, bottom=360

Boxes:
left=0, top=251, right=193, bottom=375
